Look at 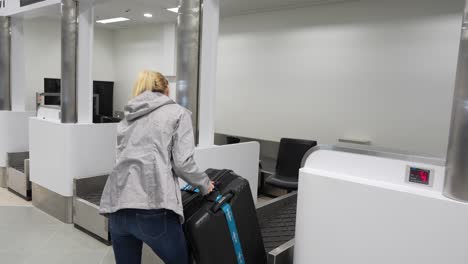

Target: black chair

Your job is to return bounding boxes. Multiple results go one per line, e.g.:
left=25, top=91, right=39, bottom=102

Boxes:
left=265, top=138, right=317, bottom=191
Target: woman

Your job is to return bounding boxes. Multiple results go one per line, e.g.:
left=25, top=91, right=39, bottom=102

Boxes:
left=100, top=71, right=214, bottom=264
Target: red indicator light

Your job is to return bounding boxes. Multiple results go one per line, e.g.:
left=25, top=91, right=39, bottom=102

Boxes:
left=409, top=167, right=430, bottom=185
left=419, top=171, right=428, bottom=183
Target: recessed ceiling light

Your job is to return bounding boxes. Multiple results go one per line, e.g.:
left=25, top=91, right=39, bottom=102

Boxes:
left=96, top=17, right=130, bottom=24
left=167, top=7, right=179, bottom=13
left=144, top=13, right=153, bottom=18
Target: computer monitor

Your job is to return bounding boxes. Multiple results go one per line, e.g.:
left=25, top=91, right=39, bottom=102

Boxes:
left=43, top=78, right=114, bottom=122
left=44, top=78, right=61, bottom=106
left=93, top=81, right=114, bottom=117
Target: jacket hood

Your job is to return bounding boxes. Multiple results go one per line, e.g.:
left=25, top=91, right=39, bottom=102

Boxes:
left=125, top=91, right=175, bottom=121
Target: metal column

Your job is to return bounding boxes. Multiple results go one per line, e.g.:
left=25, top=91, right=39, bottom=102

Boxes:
left=176, top=0, right=201, bottom=137
left=444, top=0, right=468, bottom=202
left=0, top=16, right=11, bottom=111
left=60, top=0, right=78, bottom=123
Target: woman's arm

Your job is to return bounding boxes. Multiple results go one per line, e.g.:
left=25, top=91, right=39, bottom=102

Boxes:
left=172, top=110, right=211, bottom=195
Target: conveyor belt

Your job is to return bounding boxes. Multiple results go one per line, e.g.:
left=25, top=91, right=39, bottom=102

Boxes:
left=79, top=191, right=103, bottom=206
left=79, top=189, right=297, bottom=253
left=260, top=199, right=297, bottom=253
left=11, top=166, right=25, bottom=173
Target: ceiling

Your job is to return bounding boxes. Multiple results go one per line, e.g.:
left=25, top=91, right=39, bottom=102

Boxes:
left=219, top=0, right=358, bottom=17
left=23, top=0, right=357, bottom=29
left=93, top=0, right=179, bottom=29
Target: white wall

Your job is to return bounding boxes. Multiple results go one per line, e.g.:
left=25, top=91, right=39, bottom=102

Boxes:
left=93, top=27, right=115, bottom=82
left=22, top=18, right=177, bottom=114
left=24, top=18, right=61, bottom=111
left=112, top=23, right=176, bottom=112
left=23, top=18, right=115, bottom=111
left=215, top=0, right=464, bottom=157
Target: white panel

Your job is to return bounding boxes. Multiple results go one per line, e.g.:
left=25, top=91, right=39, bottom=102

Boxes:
left=68, top=124, right=117, bottom=180
left=0, top=111, right=36, bottom=167
left=29, top=118, right=67, bottom=193
left=29, top=118, right=117, bottom=196
left=24, top=18, right=61, bottom=111
left=193, top=142, right=260, bottom=200
left=92, top=27, right=115, bottom=82
left=198, top=0, right=220, bottom=147
left=162, top=23, right=177, bottom=101
left=162, top=23, right=176, bottom=76
left=36, top=106, right=60, bottom=122
left=77, top=0, right=95, bottom=124
left=215, top=0, right=464, bottom=157
left=10, top=16, right=26, bottom=111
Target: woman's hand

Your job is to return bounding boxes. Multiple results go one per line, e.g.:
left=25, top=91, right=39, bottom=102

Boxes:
left=207, top=181, right=215, bottom=193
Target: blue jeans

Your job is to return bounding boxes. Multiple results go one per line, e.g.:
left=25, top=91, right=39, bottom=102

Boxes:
left=109, top=209, right=189, bottom=264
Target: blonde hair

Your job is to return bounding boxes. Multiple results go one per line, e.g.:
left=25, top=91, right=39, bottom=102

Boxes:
left=132, top=70, right=169, bottom=98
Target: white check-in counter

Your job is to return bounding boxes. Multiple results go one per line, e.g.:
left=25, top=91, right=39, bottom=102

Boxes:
left=29, top=117, right=117, bottom=223
left=294, top=146, right=468, bottom=264
left=29, top=116, right=260, bottom=223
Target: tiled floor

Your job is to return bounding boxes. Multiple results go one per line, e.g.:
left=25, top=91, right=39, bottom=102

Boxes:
left=0, top=186, right=115, bottom=264
left=0, top=205, right=115, bottom=264
left=0, top=188, right=32, bottom=207
left=0, top=187, right=273, bottom=264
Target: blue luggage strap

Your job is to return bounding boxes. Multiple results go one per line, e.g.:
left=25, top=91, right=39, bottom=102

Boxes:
left=182, top=184, right=200, bottom=193
left=182, top=185, right=245, bottom=264
left=215, top=194, right=246, bottom=264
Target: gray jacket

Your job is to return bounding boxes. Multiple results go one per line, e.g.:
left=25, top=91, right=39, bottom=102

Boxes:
left=99, top=91, right=210, bottom=222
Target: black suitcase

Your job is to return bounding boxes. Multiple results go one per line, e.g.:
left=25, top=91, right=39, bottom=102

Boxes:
left=181, top=169, right=267, bottom=264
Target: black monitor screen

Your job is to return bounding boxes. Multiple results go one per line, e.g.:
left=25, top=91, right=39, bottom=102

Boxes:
left=44, top=78, right=61, bottom=106
left=43, top=78, right=114, bottom=121
left=93, top=81, right=114, bottom=117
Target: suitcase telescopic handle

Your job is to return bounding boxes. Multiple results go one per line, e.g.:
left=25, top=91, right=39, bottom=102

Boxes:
left=211, top=192, right=234, bottom=213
